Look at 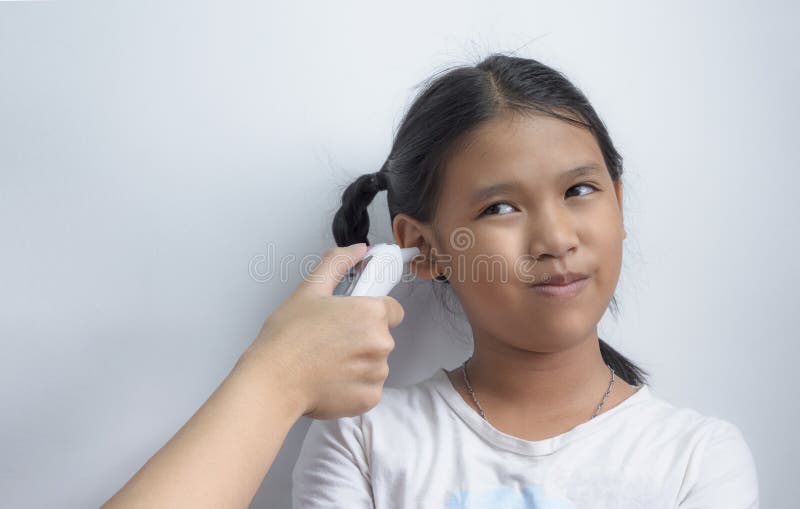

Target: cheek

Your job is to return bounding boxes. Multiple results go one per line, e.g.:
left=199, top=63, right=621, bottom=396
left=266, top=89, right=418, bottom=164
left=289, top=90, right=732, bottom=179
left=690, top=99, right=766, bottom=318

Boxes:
left=584, top=217, right=624, bottom=290
left=452, top=227, right=526, bottom=283
left=445, top=248, right=523, bottom=316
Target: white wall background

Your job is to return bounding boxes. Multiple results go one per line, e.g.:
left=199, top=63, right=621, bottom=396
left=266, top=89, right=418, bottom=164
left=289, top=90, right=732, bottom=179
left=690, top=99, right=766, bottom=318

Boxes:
left=1, top=1, right=796, bottom=507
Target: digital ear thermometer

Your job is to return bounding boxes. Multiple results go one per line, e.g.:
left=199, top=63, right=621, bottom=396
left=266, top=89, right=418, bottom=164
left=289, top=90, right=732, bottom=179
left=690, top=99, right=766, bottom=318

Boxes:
left=333, top=243, right=421, bottom=297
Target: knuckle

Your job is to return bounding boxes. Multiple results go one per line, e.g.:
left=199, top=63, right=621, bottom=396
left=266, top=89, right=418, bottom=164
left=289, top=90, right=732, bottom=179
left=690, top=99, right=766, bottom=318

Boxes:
left=370, top=362, right=390, bottom=382
left=383, top=297, right=398, bottom=316
left=360, top=389, right=381, bottom=411
left=386, top=297, right=403, bottom=319
left=370, top=386, right=383, bottom=405
left=369, top=335, right=394, bottom=357
left=325, top=246, right=355, bottom=266
left=365, top=298, right=387, bottom=319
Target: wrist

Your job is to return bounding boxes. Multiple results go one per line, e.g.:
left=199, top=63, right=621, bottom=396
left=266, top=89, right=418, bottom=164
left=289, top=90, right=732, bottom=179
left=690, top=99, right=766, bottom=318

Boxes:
left=234, top=345, right=310, bottom=421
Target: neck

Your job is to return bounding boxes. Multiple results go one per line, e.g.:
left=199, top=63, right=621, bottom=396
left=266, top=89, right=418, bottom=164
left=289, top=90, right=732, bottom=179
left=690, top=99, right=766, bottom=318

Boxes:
left=464, top=329, right=613, bottom=419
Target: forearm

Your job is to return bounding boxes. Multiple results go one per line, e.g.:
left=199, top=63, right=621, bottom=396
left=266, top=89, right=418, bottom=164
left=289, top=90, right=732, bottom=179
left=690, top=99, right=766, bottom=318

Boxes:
left=101, top=350, right=305, bottom=509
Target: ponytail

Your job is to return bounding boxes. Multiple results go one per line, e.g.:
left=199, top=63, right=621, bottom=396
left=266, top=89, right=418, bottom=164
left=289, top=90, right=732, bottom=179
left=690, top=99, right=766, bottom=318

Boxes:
left=332, top=169, right=388, bottom=247
left=599, top=339, right=649, bottom=387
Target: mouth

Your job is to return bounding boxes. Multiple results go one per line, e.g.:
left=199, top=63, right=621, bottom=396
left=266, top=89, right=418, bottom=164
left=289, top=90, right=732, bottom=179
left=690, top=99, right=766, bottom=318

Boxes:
left=529, top=272, right=591, bottom=298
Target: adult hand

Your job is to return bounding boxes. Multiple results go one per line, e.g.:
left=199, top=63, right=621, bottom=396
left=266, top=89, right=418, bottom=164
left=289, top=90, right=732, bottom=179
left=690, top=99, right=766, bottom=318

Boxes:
left=241, top=243, right=406, bottom=420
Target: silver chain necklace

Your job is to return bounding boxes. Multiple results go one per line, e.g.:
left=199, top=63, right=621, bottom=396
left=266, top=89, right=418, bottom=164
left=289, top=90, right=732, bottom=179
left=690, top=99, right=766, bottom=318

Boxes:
left=461, top=357, right=616, bottom=422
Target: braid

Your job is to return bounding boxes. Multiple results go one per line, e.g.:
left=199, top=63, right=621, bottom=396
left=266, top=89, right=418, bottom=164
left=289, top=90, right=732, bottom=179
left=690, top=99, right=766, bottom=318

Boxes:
left=332, top=170, right=388, bottom=247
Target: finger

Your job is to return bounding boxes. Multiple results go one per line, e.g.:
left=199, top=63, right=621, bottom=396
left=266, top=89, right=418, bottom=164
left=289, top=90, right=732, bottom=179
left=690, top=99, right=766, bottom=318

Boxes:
left=300, top=243, right=368, bottom=296
left=380, top=296, right=405, bottom=329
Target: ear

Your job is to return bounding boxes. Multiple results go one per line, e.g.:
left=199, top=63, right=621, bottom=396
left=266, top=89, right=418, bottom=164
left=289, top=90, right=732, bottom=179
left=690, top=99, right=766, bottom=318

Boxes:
left=392, top=213, right=441, bottom=281
left=614, top=179, right=627, bottom=240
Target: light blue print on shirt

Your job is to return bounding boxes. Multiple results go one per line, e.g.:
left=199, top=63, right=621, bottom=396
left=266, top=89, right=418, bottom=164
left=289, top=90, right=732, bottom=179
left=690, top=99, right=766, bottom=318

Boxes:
left=445, top=484, right=576, bottom=509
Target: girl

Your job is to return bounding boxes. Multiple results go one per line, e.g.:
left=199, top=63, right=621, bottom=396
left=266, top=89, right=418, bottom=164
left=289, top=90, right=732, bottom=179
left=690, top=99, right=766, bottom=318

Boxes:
left=292, top=53, right=759, bottom=508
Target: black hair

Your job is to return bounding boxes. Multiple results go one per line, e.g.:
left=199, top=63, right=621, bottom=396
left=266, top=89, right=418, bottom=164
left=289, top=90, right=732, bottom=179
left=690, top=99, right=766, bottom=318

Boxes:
left=331, top=52, right=649, bottom=387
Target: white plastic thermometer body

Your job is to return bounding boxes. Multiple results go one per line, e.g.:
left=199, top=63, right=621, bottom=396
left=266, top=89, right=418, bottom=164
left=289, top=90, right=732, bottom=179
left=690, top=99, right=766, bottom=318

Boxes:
left=333, top=243, right=420, bottom=297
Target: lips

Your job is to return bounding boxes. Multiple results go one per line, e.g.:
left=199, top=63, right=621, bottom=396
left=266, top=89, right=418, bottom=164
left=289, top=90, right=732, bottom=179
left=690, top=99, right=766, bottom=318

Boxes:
left=530, top=276, right=590, bottom=297
left=531, top=271, right=589, bottom=286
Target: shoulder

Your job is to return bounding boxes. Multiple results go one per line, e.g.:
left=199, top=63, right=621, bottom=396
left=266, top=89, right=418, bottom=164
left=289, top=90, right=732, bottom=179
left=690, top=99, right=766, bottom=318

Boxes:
left=619, top=385, right=741, bottom=438
left=677, top=415, right=759, bottom=507
left=291, top=371, right=450, bottom=506
left=292, top=370, right=444, bottom=483
left=648, top=389, right=752, bottom=440
left=295, top=369, right=444, bottom=455
left=630, top=388, right=759, bottom=507
left=631, top=387, right=756, bottom=456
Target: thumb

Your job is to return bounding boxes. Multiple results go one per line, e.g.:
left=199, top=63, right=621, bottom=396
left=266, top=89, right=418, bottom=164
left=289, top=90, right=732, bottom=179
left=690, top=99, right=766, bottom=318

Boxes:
left=300, top=243, right=369, bottom=296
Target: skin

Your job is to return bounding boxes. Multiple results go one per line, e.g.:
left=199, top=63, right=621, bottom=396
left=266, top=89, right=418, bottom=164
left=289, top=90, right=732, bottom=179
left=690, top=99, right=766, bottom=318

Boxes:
left=101, top=244, right=404, bottom=508
left=393, top=111, right=639, bottom=441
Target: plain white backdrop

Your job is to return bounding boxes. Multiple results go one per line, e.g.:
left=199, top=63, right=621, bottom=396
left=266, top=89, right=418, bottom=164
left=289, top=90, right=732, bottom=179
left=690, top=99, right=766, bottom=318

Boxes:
left=1, top=1, right=796, bottom=507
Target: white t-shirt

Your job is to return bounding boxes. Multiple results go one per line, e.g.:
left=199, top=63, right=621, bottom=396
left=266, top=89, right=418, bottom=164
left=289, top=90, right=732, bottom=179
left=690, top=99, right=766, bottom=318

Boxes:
left=291, top=367, right=759, bottom=508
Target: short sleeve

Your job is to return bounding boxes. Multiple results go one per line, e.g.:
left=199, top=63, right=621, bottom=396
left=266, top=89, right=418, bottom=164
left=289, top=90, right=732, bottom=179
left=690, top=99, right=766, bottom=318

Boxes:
left=678, top=419, right=760, bottom=509
left=291, top=415, right=375, bottom=508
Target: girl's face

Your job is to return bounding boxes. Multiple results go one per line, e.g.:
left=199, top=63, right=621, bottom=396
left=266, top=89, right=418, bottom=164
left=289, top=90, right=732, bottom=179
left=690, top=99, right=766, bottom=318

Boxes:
left=402, top=112, right=625, bottom=352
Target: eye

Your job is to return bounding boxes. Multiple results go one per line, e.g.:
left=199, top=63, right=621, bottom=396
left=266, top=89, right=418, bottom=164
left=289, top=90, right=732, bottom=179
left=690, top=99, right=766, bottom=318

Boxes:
left=479, top=201, right=517, bottom=217
left=566, top=182, right=599, bottom=198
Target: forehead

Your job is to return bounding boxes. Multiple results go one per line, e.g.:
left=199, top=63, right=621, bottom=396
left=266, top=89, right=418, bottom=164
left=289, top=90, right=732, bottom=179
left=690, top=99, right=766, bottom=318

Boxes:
left=445, top=112, right=604, bottom=177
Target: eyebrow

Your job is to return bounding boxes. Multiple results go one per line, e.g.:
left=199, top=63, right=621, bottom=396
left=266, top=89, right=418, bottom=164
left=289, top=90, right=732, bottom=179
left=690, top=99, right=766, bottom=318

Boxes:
left=469, top=163, right=604, bottom=205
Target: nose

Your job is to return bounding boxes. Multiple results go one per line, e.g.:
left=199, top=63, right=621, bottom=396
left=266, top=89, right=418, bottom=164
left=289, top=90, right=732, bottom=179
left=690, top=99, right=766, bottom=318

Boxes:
left=528, top=201, right=580, bottom=262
